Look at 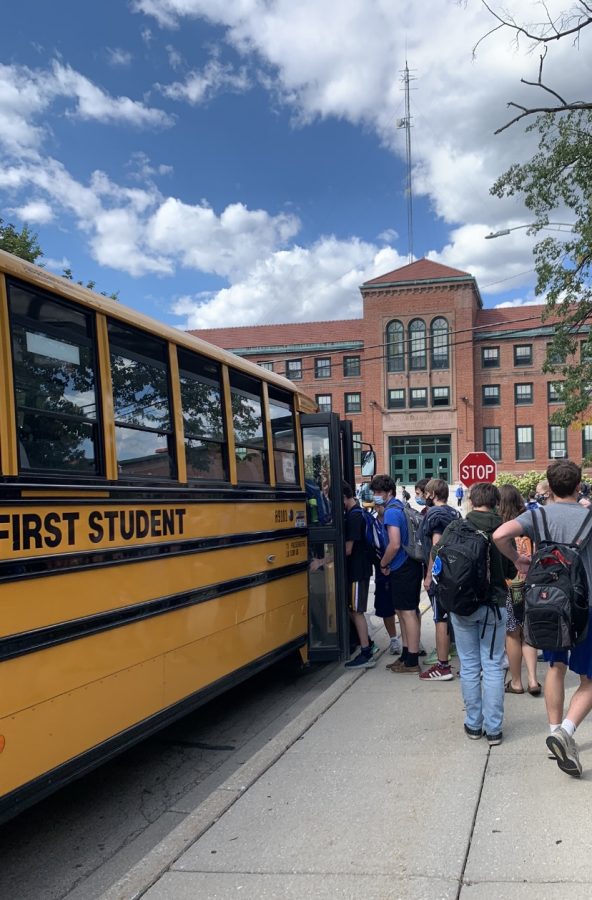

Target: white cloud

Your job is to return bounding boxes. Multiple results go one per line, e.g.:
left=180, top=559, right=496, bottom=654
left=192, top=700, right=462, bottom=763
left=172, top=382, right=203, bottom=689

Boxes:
left=0, top=60, right=172, bottom=156
left=132, top=0, right=591, bottom=301
left=106, top=47, right=133, bottom=67
left=157, top=57, right=250, bottom=104
left=44, top=255, right=71, bottom=273
left=172, top=236, right=407, bottom=328
left=166, top=45, right=184, bottom=69
left=10, top=199, right=55, bottom=224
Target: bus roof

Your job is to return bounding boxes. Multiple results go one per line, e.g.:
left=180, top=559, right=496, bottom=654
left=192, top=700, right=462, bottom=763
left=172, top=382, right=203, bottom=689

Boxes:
left=0, top=248, right=315, bottom=410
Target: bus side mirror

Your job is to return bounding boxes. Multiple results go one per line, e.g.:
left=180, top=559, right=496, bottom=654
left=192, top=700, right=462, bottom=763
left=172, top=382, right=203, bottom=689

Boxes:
left=360, top=450, right=376, bottom=477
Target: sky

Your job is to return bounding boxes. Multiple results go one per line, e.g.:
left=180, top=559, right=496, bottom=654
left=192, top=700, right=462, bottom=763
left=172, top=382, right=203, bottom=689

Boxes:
left=0, top=0, right=590, bottom=330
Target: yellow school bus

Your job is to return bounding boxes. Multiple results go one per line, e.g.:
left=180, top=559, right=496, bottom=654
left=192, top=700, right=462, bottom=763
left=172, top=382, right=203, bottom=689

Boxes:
left=0, top=248, right=329, bottom=822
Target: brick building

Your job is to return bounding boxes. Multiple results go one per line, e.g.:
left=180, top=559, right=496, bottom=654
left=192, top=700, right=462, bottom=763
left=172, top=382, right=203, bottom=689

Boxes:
left=193, top=259, right=591, bottom=483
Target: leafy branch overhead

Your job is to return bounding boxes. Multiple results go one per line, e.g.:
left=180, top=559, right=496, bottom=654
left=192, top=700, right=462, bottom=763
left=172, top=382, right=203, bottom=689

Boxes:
left=476, top=1, right=592, bottom=132
left=481, top=2, right=592, bottom=427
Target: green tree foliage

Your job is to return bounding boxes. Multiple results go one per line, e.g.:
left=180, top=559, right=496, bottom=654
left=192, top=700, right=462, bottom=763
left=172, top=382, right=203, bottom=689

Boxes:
left=0, top=218, right=43, bottom=263
left=491, top=108, right=592, bottom=426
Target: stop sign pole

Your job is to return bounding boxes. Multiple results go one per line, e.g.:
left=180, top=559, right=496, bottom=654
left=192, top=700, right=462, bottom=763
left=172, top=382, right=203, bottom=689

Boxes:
left=459, top=452, right=497, bottom=488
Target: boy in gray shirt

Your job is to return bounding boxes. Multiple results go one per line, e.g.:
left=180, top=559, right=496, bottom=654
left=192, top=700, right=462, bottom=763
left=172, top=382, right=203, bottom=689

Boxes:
left=494, top=460, right=592, bottom=778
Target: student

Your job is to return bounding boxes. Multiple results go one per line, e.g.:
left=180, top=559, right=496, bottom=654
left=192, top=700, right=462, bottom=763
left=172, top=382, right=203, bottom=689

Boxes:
left=452, top=482, right=507, bottom=745
left=494, top=460, right=592, bottom=777
left=420, top=478, right=460, bottom=681
left=343, top=481, right=376, bottom=669
left=455, top=483, right=464, bottom=508
left=370, top=475, right=423, bottom=674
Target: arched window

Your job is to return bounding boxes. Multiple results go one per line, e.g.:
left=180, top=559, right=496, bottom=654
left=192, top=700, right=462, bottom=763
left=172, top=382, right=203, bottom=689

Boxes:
left=386, top=320, right=404, bottom=372
left=409, top=319, right=426, bottom=370
left=431, top=317, right=449, bottom=369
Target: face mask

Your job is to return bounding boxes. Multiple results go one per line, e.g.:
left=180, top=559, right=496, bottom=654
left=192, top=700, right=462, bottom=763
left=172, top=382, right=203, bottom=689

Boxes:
left=425, top=497, right=434, bottom=507
left=373, top=496, right=385, bottom=506
left=415, top=497, right=426, bottom=506
left=535, top=494, right=546, bottom=504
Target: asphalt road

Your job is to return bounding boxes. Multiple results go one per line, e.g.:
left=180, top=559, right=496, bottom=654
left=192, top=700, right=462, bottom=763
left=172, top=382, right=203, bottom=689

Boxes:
left=0, top=653, right=343, bottom=900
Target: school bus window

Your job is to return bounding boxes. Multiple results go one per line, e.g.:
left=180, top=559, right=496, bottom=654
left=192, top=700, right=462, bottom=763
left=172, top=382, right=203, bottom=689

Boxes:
left=268, top=386, right=298, bottom=484
left=108, top=320, right=175, bottom=479
left=229, top=369, right=268, bottom=483
left=177, top=348, right=229, bottom=481
left=8, top=281, right=102, bottom=474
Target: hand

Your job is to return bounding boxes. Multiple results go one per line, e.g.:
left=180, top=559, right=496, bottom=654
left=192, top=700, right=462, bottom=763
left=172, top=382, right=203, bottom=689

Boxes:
left=423, top=576, right=432, bottom=591
left=515, top=554, right=531, bottom=576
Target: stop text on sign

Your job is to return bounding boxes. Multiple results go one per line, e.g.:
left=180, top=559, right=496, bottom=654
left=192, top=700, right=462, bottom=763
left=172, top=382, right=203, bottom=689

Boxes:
left=460, top=461, right=496, bottom=482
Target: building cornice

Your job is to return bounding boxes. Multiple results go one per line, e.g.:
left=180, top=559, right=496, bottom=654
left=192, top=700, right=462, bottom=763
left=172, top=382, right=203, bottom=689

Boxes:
left=229, top=340, right=364, bottom=356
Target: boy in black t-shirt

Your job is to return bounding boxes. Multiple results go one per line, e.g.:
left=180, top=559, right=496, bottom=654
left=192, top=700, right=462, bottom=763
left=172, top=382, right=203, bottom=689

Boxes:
left=343, top=481, right=375, bottom=669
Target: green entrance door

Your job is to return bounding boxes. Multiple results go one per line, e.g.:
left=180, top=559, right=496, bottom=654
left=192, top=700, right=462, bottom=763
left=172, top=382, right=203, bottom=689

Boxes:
left=389, top=434, right=451, bottom=485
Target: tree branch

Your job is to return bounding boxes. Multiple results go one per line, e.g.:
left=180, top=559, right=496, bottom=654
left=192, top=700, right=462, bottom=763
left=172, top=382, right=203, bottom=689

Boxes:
left=495, top=100, right=592, bottom=134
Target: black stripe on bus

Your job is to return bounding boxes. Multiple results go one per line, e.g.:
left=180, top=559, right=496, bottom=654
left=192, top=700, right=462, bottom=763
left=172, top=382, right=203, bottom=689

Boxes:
left=0, top=527, right=307, bottom=583
left=0, top=483, right=305, bottom=503
left=0, top=561, right=309, bottom=663
left=0, top=635, right=307, bottom=826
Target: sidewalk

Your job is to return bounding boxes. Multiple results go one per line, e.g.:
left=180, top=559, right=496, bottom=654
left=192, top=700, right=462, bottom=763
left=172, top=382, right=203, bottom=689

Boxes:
left=102, top=606, right=592, bottom=900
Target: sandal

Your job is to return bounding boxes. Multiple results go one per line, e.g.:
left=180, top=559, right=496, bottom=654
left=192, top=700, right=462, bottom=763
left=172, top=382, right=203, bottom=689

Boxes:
left=504, top=682, right=524, bottom=694
left=528, top=682, right=542, bottom=696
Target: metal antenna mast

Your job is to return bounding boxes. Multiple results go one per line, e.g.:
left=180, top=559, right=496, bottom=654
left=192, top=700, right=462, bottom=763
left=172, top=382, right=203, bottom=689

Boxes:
left=397, top=61, right=416, bottom=264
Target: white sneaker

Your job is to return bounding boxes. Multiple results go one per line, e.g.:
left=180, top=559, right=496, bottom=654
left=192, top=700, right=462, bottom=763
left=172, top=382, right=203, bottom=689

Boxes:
left=389, top=637, right=402, bottom=655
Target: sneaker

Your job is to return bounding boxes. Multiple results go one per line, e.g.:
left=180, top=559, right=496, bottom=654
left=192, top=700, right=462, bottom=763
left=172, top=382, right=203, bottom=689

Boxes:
left=419, top=662, right=454, bottom=682
left=424, top=648, right=439, bottom=665
left=546, top=727, right=582, bottom=777
left=389, top=637, right=402, bottom=655
left=418, top=642, right=427, bottom=657
left=345, top=651, right=376, bottom=669
left=369, top=640, right=380, bottom=656
left=449, top=643, right=458, bottom=658
left=464, top=724, right=483, bottom=740
left=388, top=659, right=421, bottom=674
left=485, top=732, right=503, bottom=746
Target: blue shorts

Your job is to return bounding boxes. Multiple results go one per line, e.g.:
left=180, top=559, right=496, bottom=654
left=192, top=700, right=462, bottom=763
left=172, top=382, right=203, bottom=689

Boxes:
left=543, top=609, right=592, bottom=678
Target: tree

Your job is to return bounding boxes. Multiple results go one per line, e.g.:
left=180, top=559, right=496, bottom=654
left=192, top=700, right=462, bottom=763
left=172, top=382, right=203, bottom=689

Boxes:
left=491, top=108, right=592, bottom=426
left=476, top=1, right=592, bottom=132
left=62, top=267, right=119, bottom=302
left=0, top=218, right=43, bottom=263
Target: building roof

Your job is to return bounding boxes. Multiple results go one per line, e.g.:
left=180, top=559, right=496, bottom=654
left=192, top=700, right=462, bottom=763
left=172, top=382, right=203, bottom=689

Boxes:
left=362, top=258, right=472, bottom=287
left=191, top=317, right=361, bottom=352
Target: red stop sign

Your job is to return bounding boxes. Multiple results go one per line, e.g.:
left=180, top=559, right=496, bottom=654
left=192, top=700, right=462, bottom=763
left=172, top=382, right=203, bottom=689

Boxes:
left=459, top=452, right=497, bottom=487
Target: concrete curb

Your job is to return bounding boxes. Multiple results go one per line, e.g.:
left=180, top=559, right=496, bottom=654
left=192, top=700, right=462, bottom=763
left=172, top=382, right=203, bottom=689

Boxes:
left=99, top=661, right=372, bottom=900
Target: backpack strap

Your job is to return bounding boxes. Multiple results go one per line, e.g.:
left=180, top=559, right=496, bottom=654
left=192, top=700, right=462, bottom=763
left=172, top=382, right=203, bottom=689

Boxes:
left=531, top=506, right=550, bottom=545
left=570, top=507, right=592, bottom=547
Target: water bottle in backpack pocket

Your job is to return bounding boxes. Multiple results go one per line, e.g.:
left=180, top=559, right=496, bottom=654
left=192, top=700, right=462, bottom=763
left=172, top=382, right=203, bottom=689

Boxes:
left=523, top=507, right=592, bottom=651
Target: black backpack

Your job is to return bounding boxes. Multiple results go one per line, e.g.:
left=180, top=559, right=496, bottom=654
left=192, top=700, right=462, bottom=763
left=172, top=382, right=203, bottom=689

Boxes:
left=431, top=518, right=492, bottom=616
left=523, top=507, right=592, bottom=651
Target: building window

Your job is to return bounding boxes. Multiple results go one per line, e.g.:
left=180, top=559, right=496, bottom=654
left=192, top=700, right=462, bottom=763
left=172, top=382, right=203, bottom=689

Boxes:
left=482, top=384, right=500, bottom=406
left=431, top=317, right=449, bottom=369
left=409, top=319, right=427, bottom=370
left=258, top=360, right=273, bottom=371
left=547, top=342, right=567, bottom=365
left=285, top=358, right=302, bottom=380
left=353, top=431, right=362, bottom=467
left=387, top=388, right=405, bottom=409
left=386, top=320, right=405, bottom=372
left=481, top=347, right=500, bottom=368
left=514, top=344, right=533, bottom=366
left=548, top=381, right=563, bottom=403
left=483, top=427, right=501, bottom=461
left=315, top=357, right=331, bottom=379
left=549, top=425, right=568, bottom=459
left=315, top=394, right=332, bottom=413
left=581, top=340, right=592, bottom=362
left=583, top=426, right=592, bottom=460
left=343, top=355, right=361, bottom=377
left=345, top=392, right=361, bottom=413
left=515, top=383, right=533, bottom=405
left=431, top=386, right=450, bottom=406
left=516, top=426, right=534, bottom=460
left=410, top=387, right=428, bottom=408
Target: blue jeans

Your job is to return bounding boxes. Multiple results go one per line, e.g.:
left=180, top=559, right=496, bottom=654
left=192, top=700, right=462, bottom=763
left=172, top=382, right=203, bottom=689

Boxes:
left=450, top=606, right=507, bottom=736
